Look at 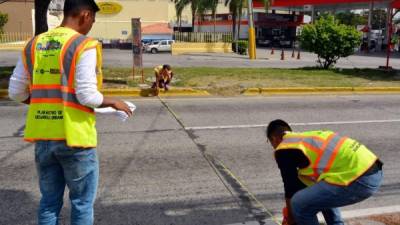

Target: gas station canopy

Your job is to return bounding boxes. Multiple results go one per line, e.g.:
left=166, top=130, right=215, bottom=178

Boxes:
left=253, top=0, right=400, bottom=9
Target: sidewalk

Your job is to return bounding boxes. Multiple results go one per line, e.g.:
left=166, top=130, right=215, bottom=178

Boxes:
left=2, top=48, right=400, bottom=69
left=347, top=212, right=400, bottom=225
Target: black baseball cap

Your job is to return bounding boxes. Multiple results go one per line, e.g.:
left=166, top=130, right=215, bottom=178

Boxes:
left=64, top=0, right=100, bottom=14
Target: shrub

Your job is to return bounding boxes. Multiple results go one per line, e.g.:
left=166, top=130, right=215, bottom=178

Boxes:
left=232, top=40, right=248, bottom=55
left=0, top=12, right=8, bottom=34
left=299, top=15, right=362, bottom=69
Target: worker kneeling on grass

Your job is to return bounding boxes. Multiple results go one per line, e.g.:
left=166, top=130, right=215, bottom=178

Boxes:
left=152, top=64, right=173, bottom=92
left=266, top=119, right=383, bottom=225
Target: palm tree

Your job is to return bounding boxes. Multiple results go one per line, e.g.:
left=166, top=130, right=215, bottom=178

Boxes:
left=175, top=0, right=188, bottom=32
left=210, top=0, right=219, bottom=33
left=225, top=0, right=239, bottom=42
left=174, top=0, right=198, bottom=32
left=225, top=0, right=269, bottom=50
left=174, top=0, right=220, bottom=32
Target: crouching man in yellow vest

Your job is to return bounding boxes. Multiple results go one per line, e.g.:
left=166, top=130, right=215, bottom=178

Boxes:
left=8, top=0, right=132, bottom=224
left=266, top=120, right=383, bottom=225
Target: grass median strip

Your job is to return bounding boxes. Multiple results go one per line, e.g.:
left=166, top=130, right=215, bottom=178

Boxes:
left=2, top=66, right=400, bottom=96
left=103, top=67, right=400, bottom=87
left=103, top=67, right=400, bottom=95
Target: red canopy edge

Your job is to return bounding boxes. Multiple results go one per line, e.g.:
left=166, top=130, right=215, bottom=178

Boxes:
left=260, top=0, right=387, bottom=7
left=392, top=0, right=400, bottom=8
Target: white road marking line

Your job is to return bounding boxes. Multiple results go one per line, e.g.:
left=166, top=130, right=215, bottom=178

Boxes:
left=225, top=221, right=269, bottom=225
left=185, top=119, right=400, bottom=131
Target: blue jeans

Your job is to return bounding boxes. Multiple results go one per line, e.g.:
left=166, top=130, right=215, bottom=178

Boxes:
left=35, top=141, right=99, bottom=225
left=291, top=169, right=383, bottom=225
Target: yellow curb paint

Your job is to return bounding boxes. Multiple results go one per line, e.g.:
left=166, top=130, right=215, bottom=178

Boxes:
left=0, top=90, right=8, bottom=98
left=243, top=88, right=261, bottom=96
left=259, top=87, right=400, bottom=95
left=101, top=88, right=210, bottom=97
left=0, top=47, right=24, bottom=51
left=353, top=87, right=400, bottom=92
left=2, top=87, right=400, bottom=99
left=100, top=89, right=141, bottom=97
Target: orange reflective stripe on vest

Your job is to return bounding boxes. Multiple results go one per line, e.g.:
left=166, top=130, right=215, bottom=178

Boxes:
left=61, top=35, right=92, bottom=87
left=23, top=27, right=98, bottom=148
left=23, top=37, right=37, bottom=84
left=317, top=133, right=347, bottom=175
left=280, top=133, right=347, bottom=178
left=30, top=87, right=94, bottom=114
left=277, top=131, right=378, bottom=186
left=281, top=136, right=324, bottom=153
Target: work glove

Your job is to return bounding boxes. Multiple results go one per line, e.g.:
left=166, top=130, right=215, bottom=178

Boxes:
left=282, top=207, right=297, bottom=225
left=282, top=207, right=289, bottom=225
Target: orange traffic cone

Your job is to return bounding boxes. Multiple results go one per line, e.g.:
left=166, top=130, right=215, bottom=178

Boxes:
left=281, top=49, right=285, bottom=60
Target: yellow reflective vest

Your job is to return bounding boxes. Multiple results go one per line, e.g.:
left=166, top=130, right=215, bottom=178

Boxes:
left=22, top=27, right=102, bottom=148
left=276, top=131, right=378, bottom=186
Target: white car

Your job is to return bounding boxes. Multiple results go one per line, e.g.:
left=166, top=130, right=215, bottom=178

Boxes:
left=146, top=40, right=174, bottom=53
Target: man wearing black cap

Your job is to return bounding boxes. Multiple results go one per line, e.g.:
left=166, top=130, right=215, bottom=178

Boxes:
left=8, top=0, right=133, bottom=225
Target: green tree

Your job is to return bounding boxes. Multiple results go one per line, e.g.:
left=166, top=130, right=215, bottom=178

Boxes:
left=0, top=11, right=8, bottom=33
left=300, top=15, right=362, bottom=69
left=335, top=11, right=367, bottom=27
left=367, top=9, right=386, bottom=30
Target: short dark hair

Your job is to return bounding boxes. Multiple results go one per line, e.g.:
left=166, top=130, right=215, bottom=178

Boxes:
left=266, top=119, right=292, bottom=139
left=64, top=0, right=100, bottom=17
left=163, top=64, right=172, bottom=71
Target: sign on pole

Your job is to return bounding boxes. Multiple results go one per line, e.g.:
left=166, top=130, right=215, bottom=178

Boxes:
left=303, top=5, right=313, bottom=11
left=131, top=18, right=144, bottom=82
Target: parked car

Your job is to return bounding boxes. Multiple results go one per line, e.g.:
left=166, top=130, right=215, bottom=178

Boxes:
left=146, top=40, right=175, bottom=53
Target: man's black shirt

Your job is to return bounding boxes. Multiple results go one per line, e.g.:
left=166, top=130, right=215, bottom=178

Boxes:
left=275, top=149, right=309, bottom=198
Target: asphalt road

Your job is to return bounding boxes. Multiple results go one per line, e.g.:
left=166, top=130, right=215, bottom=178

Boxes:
left=1, top=48, right=400, bottom=69
left=0, top=95, right=399, bottom=225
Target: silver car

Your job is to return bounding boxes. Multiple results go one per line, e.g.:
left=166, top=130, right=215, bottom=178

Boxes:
left=146, top=40, right=174, bottom=54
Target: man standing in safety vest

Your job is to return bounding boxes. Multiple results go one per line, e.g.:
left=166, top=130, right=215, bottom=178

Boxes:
left=8, top=0, right=132, bottom=224
left=266, top=120, right=383, bottom=225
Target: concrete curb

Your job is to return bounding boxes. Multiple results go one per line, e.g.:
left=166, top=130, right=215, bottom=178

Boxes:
left=243, top=87, right=400, bottom=95
left=0, top=46, right=24, bottom=51
left=101, top=88, right=210, bottom=97
left=0, top=88, right=210, bottom=99
left=0, top=90, right=7, bottom=98
left=2, top=87, right=400, bottom=99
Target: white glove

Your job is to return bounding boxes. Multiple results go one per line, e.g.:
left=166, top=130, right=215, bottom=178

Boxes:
left=95, top=101, right=136, bottom=122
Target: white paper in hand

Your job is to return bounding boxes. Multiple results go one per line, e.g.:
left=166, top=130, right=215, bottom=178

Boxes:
left=95, top=101, right=136, bottom=122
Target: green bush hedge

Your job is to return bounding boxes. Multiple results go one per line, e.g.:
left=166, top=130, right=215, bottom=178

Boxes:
left=232, top=40, right=248, bottom=55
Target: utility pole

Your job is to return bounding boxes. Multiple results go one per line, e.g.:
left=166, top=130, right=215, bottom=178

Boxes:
left=367, top=1, right=374, bottom=53
left=386, top=7, right=393, bottom=69
left=247, top=0, right=256, bottom=59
